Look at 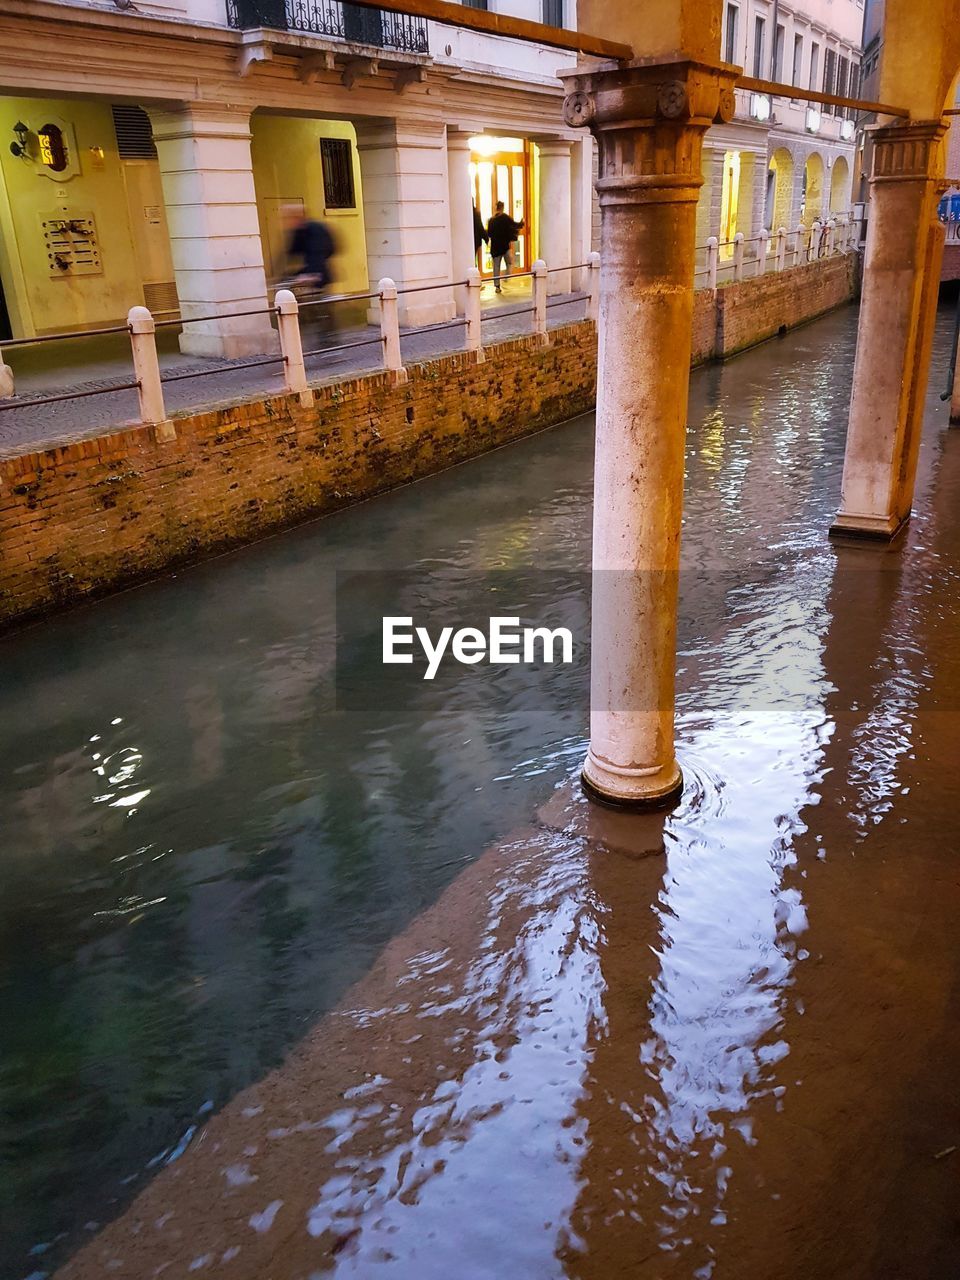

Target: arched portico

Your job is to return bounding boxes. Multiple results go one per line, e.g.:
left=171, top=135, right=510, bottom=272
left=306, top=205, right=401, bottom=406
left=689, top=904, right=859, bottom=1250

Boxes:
left=830, top=155, right=851, bottom=212
left=802, top=152, right=825, bottom=223
left=768, top=148, right=794, bottom=231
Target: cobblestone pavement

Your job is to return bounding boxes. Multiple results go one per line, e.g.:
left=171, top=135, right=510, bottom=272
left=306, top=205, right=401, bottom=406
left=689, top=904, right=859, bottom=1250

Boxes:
left=0, top=290, right=588, bottom=457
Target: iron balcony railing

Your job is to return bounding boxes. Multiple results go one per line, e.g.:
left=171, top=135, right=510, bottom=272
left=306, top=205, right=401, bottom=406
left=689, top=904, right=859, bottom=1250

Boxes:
left=225, top=0, right=429, bottom=53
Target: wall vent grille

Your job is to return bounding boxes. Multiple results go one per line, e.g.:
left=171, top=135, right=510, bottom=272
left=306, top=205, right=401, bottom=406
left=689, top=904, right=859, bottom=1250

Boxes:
left=111, top=105, right=156, bottom=160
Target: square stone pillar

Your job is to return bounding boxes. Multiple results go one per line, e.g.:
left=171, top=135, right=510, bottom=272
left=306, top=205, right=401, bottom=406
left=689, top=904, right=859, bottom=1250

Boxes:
left=831, top=121, right=948, bottom=541
left=148, top=105, right=276, bottom=359
left=570, top=136, right=596, bottom=291
left=535, top=138, right=574, bottom=294
left=561, top=60, right=738, bottom=809
left=447, top=128, right=476, bottom=313
left=356, top=118, right=455, bottom=327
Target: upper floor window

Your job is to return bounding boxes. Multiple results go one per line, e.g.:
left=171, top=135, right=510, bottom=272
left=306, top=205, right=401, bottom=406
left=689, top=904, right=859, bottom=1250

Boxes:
left=792, top=34, right=803, bottom=87
left=724, top=3, right=738, bottom=65
left=773, top=23, right=785, bottom=80
left=823, top=47, right=837, bottom=113
left=753, top=16, right=765, bottom=78
left=463, top=0, right=488, bottom=8
left=809, top=41, right=820, bottom=92
left=542, top=0, right=563, bottom=25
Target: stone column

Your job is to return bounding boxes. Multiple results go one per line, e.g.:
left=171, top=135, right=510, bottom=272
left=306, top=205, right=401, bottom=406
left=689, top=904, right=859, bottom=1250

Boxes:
left=355, top=118, right=455, bottom=327
left=570, top=136, right=595, bottom=292
left=447, top=129, right=476, bottom=312
left=562, top=60, right=736, bottom=809
left=148, top=105, right=276, bottom=359
left=831, top=121, right=947, bottom=540
left=536, top=138, right=574, bottom=294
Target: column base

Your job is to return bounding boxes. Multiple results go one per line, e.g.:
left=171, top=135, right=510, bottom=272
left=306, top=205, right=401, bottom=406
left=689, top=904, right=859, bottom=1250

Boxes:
left=828, top=511, right=910, bottom=542
left=179, top=328, right=279, bottom=360
left=581, top=752, right=683, bottom=812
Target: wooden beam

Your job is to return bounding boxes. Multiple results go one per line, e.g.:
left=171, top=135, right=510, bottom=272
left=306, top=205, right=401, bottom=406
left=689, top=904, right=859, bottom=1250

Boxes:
left=737, top=74, right=910, bottom=120
left=330, top=0, right=632, bottom=61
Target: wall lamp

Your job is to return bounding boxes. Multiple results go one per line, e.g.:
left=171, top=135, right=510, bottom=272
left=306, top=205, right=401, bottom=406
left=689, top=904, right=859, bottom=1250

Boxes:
left=10, top=120, right=31, bottom=159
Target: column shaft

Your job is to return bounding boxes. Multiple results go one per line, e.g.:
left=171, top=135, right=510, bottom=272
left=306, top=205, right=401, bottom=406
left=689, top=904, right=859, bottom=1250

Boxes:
left=831, top=122, right=947, bottom=540
left=356, top=119, right=455, bottom=327
left=562, top=61, right=736, bottom=808
left=447, top=130, right=475, bottom=313
left=537, top=140, right=573, bottom=294
left=148, top=105, right=276, bottom=359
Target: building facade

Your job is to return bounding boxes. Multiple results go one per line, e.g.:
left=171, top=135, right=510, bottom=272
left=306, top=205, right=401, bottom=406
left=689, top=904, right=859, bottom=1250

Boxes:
left=0, top=0, right=597, bottom=349
left=697, top=0, right=862, bottom=257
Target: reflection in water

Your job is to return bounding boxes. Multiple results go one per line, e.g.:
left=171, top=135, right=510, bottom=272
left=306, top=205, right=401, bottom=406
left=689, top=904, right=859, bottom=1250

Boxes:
left=6, top=304, right=960, bottom=1279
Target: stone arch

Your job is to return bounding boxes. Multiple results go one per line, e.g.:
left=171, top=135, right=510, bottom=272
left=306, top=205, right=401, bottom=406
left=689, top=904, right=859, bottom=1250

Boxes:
left=830, top=156, right=851, bottom=212
left=767, top=147, right=794, bottom=231
left=802, top=152, right=825, bottom=223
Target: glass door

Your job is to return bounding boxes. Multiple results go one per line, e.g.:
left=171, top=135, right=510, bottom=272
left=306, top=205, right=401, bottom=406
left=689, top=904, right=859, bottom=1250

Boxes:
left=469, top=137, right=531, bottom=280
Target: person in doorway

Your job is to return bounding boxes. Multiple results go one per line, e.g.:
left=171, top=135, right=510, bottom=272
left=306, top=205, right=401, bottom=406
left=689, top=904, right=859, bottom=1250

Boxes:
left=283, top=205, right=338, bottom=346
left=487, top=201, right=524, bottom=293
left=473, top=203, right=489, bottom=266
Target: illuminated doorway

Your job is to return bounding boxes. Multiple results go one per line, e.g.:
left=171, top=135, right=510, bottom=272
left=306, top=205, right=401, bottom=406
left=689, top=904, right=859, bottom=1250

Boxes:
left=469, top=135, right=532, bottom=279
left=720, top=150, right=741, bottom=256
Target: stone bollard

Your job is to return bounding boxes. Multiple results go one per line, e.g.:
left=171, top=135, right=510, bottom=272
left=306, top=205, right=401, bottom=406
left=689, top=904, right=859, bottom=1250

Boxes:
left=706, top=235, right=718, bottom=289
left=586, top=250, right=601, bottom=323
left=732, top=232, right=744, bottom=283
left=275, top=288, right=313, bottom=405
left=775, top=226, right=787, bottom=272
left=532, top=258, right=549, bottom=345
left=0, top=347, right=13, bottom=399
left=810, top=221, right=821, bottom=262
left=465, top=267, right=485, bottom=363
left=378, top=277, right=408, bottom=385
left=758, top=229, right=770, bottom=276
left=827, top=219, right=837, bottom=254
left=128, top=305, right=168, bottom=428
left=794, top=224, right=806, bottom=268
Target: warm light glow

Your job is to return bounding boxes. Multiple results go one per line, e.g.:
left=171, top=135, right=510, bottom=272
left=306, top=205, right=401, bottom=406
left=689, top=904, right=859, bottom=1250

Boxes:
left=720, top=150, right=741, bottom=252
left=806, top=107, right=821, bottom=133
left=750, top=93, right=771, bottom=122
left=468, top=135, right=524, bottom=157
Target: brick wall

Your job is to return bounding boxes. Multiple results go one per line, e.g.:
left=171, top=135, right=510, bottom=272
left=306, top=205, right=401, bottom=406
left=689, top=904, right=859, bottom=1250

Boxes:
left=716, top=254, right=859, bottom=357
left=0, top=258, right=859, bottom=632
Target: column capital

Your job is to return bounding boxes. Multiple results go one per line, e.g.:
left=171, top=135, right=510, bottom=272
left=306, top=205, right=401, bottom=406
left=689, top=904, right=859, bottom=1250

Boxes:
left=871, top=119, right=948, bottom=184
left=559, top=58, right=738, bottom=205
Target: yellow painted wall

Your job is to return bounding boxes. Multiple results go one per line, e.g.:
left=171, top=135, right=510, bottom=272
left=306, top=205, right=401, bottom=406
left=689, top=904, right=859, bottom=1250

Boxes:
left=251, top=115, right=368, bottom=296
left=0, top=97, right=143, bottom=336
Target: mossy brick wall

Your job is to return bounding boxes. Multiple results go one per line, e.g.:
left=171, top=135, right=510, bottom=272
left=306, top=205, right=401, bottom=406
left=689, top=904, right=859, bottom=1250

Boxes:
left=0, top=259, right=859, bottom=632
left=716, top=254, right=859, bottom=357
left=0, top=328, right=598, bottom=630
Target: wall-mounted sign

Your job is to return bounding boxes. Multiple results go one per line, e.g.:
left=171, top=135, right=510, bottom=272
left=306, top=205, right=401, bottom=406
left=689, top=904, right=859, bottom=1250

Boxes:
left=143, top=204, right=162, bottom=225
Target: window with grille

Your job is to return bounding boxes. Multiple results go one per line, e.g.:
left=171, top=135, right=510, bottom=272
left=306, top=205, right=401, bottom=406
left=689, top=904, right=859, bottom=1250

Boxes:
left=111, top=104, right=156, bottom=159
left=320, top=138, right=356, bottom=210
left=542, top=0, right=563, bottom=25
left=753, top=17, right=765, bottom=79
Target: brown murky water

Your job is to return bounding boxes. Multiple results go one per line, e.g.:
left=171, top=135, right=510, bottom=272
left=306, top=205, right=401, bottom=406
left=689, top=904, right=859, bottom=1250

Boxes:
left=14, top=304, right=960, bottom=1278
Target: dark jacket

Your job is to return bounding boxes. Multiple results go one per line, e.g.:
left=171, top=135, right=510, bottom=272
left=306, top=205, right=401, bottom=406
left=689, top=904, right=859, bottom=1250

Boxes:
left=487, top=212, right=523, bottom=257
left=288, top=220, right=335, bottom=286
left=473, top=206, right=488, bottom=253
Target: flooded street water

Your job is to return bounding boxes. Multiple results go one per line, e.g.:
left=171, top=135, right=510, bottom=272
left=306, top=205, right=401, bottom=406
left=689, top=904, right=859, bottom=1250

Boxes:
left=3, top=302, right=960, bottom=1278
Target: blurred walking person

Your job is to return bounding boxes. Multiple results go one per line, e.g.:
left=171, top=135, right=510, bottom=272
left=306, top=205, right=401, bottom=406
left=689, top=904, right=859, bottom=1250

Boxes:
left=283, top=205, right=338, bottom=348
